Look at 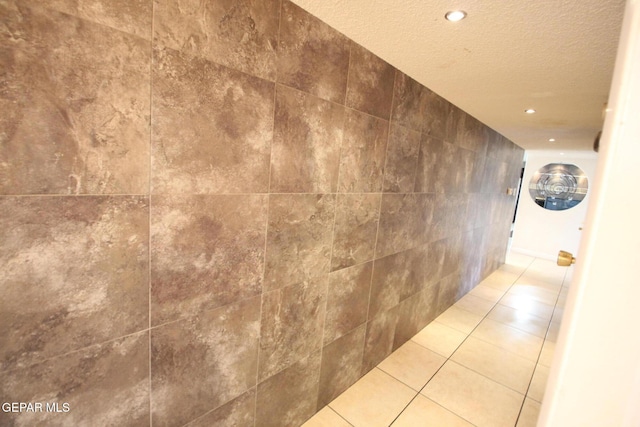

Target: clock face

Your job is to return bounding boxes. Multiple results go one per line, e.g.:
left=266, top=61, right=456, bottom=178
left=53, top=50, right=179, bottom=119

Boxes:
left=528, top=163, right=589, bottom=211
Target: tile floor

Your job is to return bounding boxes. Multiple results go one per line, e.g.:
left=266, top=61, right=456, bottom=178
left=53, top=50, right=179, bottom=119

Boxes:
left=303, top=252, right=573, bottom=427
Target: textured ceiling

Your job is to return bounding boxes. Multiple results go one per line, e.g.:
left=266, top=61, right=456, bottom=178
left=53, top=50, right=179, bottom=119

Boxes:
left=289, top=0, right=627, bottom=151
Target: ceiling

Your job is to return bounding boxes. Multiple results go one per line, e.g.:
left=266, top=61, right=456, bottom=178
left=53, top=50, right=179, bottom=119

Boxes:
left=289, top=0, right=627, bottom=151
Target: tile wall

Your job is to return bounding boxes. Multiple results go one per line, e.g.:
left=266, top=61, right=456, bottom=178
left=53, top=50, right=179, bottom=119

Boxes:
left=0, top=0, right=524, bottom=425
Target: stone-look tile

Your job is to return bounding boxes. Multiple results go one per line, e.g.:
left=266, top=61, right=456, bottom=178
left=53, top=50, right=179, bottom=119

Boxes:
left=0, top=332, right=149, bottom=426
left=277, top=0, right=350, bottom=103
left=331, top=194, right=381, bottom=271
left=329, top=368, right=415, bottom=427
left=471, top=319, right=544, bottom=362
left=368, top=247, right=425, bottom=318
left=150, top=195, right=267, bottom=326
left=414, top=134, right=444, bottom=193
left=259, top=277, right=328, bottom=381
left=436, top=273, right=462, bottom=317
left=187, top=389, right=255, bottom=427
left=422, top=88, right=451, bottom=140
left=0, top=3, right=150, bottom=195
left=394, top=282, right=441, bottom=349
left=270, top=86, right=344, bottom=193
left=0, top=196, right=148, bottom=371
left=338, top=110, right=389, bottom=193
left=378, top=340, right=446, bottom=391
left=362, top=306, right=400, bottom=373
left=528, top=364, right=550, bottom=402
left=256, top=351, right=322, bottom=427
left=376, top=193, right=433, bottom=258
left=446, top=104, right=465, bottom=145
left=393, top=395, right=474, bottom=427
left=324, top=263, right=373, bottom=345
left=345, top=43, right=396, bottom=119
left=24, top=0, right=152, bottom=40
left=455, top=293, right=496, bottom=317
left=264, top=194, right=335, bottom=291
left=151, top=297, right=260, bottom=427
left=382, top=124, right=421, bottom=193
left=391, top=71, right=425, bottom=131
left=153, top=0, right=279, bottom=80
left=152, top=47, right=274, bottom=194
left=317, top=325, right=366, bottom=408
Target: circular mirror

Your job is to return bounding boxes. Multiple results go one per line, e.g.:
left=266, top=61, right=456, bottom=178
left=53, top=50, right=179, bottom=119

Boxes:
left=528, top=163, right=588, bottom=211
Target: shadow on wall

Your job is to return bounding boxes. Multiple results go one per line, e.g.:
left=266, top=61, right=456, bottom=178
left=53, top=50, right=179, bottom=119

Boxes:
left=0, top=0, right=523, bottom=425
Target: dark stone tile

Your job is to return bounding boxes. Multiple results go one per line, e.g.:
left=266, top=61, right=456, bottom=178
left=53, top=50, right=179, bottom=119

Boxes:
left=0, top=196, right=149, bottom=372
left=338, top=109, right=389, bottom=193
left=318, top=325, right=366, bottom=408
left=277, top=0, right=350, bottom=103
left=154, top=0, right=279, bottom=80
left=256, top=351, right=322, bottom=427
left=188, top=389, right=255, bottom=427
left=414, top=134, right=444, bottom=193
left=436, top=272, right=462, bottom=314
left=23, top=0, right=152, bottom=40
left=324, top=262, right=373, bottom=345
left=375, top=193, right=434, bottom=258
left=345, top=43, right=395, bottom=119
left=422, top=88, right=450, bottom=140
left=150, top=194, right=267, bottom=326
left=368, top=247, right=427, bottom=319
left=383, top=124, right=421, bottom=193
left=258, top=277, right=328, bottom=381
left=0, top=332, right=149, bottom=426
left=393, top=289, right=438, bottom=350
left=152, top=47, right=274, bottom=194
left=391, top=71, right=425, bottom=131
left=264, top=194, right=335, bottom=291
left=0, top=3, right=150, bottom=195
left=362, top=306, right=400, bottom=374
left=151, top=297, right=260, bottom=427
left=331, top=193, right=381, bottom=271
left=425, top=239, right=447, bottom=285
left=270, top=85, right=344, bottom=193
left=445, top=104, right=465, bottom=145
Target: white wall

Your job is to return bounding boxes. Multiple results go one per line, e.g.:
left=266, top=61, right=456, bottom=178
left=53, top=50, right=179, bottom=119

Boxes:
left=510, top=150, right=598, bottom=260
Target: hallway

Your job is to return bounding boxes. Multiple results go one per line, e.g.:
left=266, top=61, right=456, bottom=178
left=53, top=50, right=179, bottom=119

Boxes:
left=303, top=252, right=572, bottom=427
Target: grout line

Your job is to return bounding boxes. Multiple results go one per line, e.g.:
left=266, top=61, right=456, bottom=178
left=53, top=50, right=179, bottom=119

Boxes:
left=148, top=3, right=155, bottom=425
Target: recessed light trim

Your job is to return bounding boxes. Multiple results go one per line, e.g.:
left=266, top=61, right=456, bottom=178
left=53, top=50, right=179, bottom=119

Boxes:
left=445, top=10, right=467, bottom=22
left=525, top=108, right=536, bottom=114
left=549, top=138, right=556, bottom=142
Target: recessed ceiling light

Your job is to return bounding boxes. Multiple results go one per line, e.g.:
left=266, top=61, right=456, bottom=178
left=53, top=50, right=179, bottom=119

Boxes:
left=525, top=109, right=536, bottom=114
left=445, top=10, right=467, bottom=22
left=549, top=138, right=556, bottom=142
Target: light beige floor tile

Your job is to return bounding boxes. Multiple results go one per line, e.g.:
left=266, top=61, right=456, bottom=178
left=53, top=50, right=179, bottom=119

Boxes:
left=546, top=321, right=561, bottom=342
left=379, top=341, right=446, bottom=391
left=454, top=293, right=496, bottom=316
left=528, top=364, right=550, bottom=402
left=551, top=306, right=564, bottom=324
left=521, top=259, right=566, bottom=286
left=302, top=407, right=351, bottom=427
left=506, top=284, right=559, bottom=306
left=329, top=368, right=415, bottom=427
left=516, top=398, right=541, bottom=427
left=471, top=318, right=544, bottom=362
left=435, top=306, right=484, bottom=334
left=468, top=284, right=506, bottom=303
left=505, top=252, right=535, bottom=270
left=487, top=304, right=549, bottom=338
left=450, top=336, right=536, bottom=394
left=422, top=361, right=524, bottom=427
left=480, top=270, right=519, bottom=292
left=392, top=395, right=473, bottom=427
left=539, top=340, right=556, bottom=367
left=412, top=321, right=468, bottom=358
left=499, top=294, right=555, bottom=320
